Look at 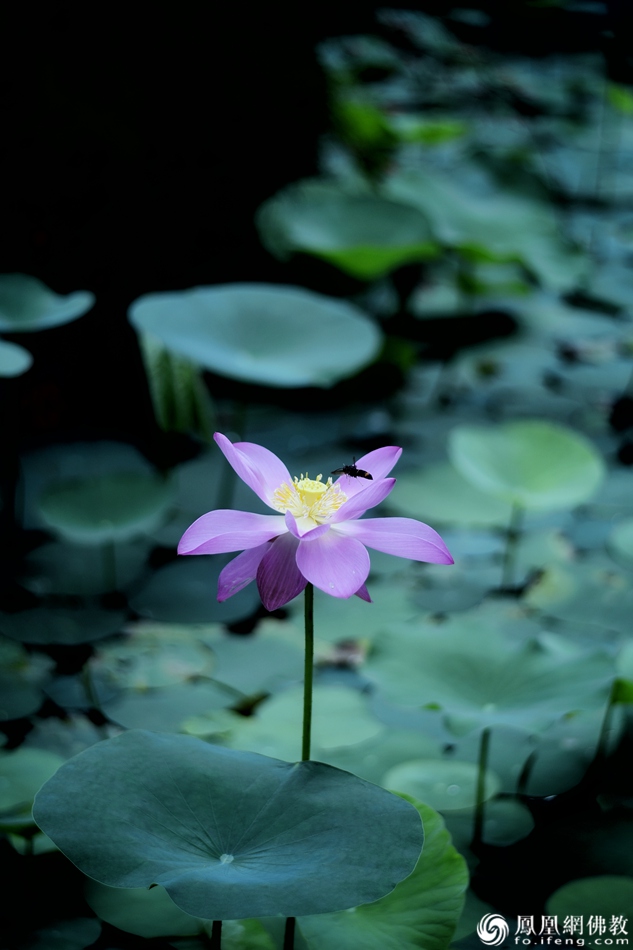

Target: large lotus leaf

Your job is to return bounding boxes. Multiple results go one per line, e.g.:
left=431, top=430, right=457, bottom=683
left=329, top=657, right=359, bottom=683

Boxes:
left=129, top=554, right=262, bottom=624
left=225, top=684, right=385, bottom=761
left=382, top=759, right=501, bottom=812
left=256, top=181, right=437, bottom=279
left=389, top=461, right=513, bottom=527
left=33, top=730, right=423, bottom=919
left=0, top=274, right=94, bottom=332
left=365, top=614, right=614, bottom=734
left=0, top=606, right=126, bottom=646
left=0, top=338, right=32, bottom=376
left=383, top=169, right=586, bottom=291
left=448, top=420, right=605, bottom=511
left=546, top=876, right=633, bottom=947
left=38, top=471, right=174, bottom=544
left=128, top=283, right=382, bottom=387
left=541, top=557, right=633, bottom=638
left=298, top=798, right=467, bottom=950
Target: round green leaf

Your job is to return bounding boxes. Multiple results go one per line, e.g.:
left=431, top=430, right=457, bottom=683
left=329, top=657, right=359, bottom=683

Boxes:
left=38, top=471, right=174, bottom=544
left=448, top=420, right=605, bottom=511
left=84, top=880, right=205, bottom=938
left=129, top=555, right=262, bottom=625
left=383, top=759, right=501, bottom=812
left=0, top=747, right=64, bottom=814
left=128, top=283, right=382, bottom=388
left=0, top=273, right=94, bottom=332
left=257, top=181, right=437, bottom=279
left=389, top=461, right=513, bottom=527
left=101, top=682, right=235, bottom=732
left=33, top=730, right=423, bottom=919
left=546, top=876, right=633, bottom=947
left=0, top=607, right=126, bottom=645
left=366, top=614, right=614, bottom=734
left=0, top=338, right=32, bottom=376
left=298, top=798, right=468, bottom=950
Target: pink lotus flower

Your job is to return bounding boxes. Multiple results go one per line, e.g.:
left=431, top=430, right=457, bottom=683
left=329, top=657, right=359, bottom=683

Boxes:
left=178, top=433, right=453, bottom=611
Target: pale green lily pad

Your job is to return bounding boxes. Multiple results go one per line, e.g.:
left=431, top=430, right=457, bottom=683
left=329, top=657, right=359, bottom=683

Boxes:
left=24, top=538, right=152, bottom=596
left=34, top=730, right=423, bottom=919
left=0, top=338, right=32, bottom=376
left=15, top=918, right=101, bottom=950
left=129, top=555, right=262, bottom=624
left=0, top=273, right=94, bottom=332
left=546, top=876, right=633, bottom=947
left=0, top=606, right=126, bottom=645
left=541, top=558, right=633, bottom=638
left=608, top=518, right=633, bottom=570
left=383, top=759, right=501, bottom=812
left=85, top=880, right=277, bottom=947
left=225, top=684, right=384, bottom=761
left=0, top=747, right=64, bottom=815
left=85, top=880, right=206, bottom=938
left=200, top=620, right=305, bottom=694
left=298, top=798, right=468, bottom=950
left=38, top=471, right=174, bottom=544
left=101, top=681, right=236, bottom=732
left=445, top=798, right=534, bottom=852
left=366, top=614, right=614, bottom=734
left=257, top=181, right=437, bottom=279
left=389, top=462, right=513, bottom=527
left=384, top=168, right=586, bottom=291
left=91, top=621, right=217, bottom=689
left=448, top=420, right=605, bottom=511
left=128, top=283, right=382, bottom=388
left=321, top=728, right=442, bottom=785
left=287, top=583, right=418, bottom=644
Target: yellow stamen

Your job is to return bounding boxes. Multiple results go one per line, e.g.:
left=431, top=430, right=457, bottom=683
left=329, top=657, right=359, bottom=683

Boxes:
left=273, top=472, right=347, bottom=525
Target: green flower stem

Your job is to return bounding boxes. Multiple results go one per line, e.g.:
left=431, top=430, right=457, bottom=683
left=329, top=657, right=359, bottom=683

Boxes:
left=210, top=919, right=222, bottom=948
left=595, top=681, right=620, bottom=764
left=501, top=502, right=524, bottom=590
left=284, top=916, right=296, bottom=949
left=282, top=584, right=316, bottom=949
left=302, top=582, right=315, bottom=762
left=516, top=749, right=538, bottom=797
left=472, top=726, right=491, bottom=849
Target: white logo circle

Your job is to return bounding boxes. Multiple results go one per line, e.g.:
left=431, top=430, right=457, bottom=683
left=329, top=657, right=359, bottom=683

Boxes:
left=477, top=914, right=509, bottom=946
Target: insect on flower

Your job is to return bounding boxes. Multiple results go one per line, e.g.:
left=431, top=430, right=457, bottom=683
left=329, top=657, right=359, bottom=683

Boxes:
left=178, top=433, right=453, bottom=612
left=331, top=458, right=373, bottom=480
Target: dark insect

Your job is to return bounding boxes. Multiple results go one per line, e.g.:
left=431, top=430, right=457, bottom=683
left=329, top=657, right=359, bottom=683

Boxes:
left=331, top=458, right=373, bottom=480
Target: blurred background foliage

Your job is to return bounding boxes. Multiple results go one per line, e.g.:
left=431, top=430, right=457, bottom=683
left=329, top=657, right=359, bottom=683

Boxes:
left=3, top=1, right=633, bottom=948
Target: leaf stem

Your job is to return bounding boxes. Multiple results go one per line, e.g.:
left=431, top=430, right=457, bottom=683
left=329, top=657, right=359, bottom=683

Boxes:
left=501, top=502, right=523, bottom=590
left=302, top=583, right=314, bottom=762
left=284, top=916, right=296, bottom=949
left=210, top=919, right=222, bottom=948
left=472, top=726, right=491, bottom=849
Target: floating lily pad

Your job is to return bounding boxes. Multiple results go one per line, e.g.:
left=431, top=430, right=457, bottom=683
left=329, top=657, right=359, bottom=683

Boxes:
left=38, top=471, right=174, bottom=544
left=257, top=181, right=437, bottom=279
left=129, top=554, right=261, bottom=624
left=0, top=274, right=94, bottom=332
left=445, top=798, right=534, bottom=850
left=0, top=338, right=32, bottom=376
left=546, top=876, right=633, bottom=947
left=101, top=681, right=236, bottom=732
left=24, top=538, right=151, bottom=596
left=448, top=420, right=605, bottom=511
left=0, top=607, right=126, bottom=646
left=128, top=284, right=382, bottom=388
left=225, top=684, right=384, bottom=761
left=34, top=730, right=423, bottom=919
left=200, top=620, right=305, bottom=694
left=298, top=798, right=468, bottom=950
left=0, top=747, right=64, bottom=816
left=390, top=461, right=513, bottom=527
left=383, top=758, right=501, bottom=812
left=366, top=614, right=614, bottom=734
